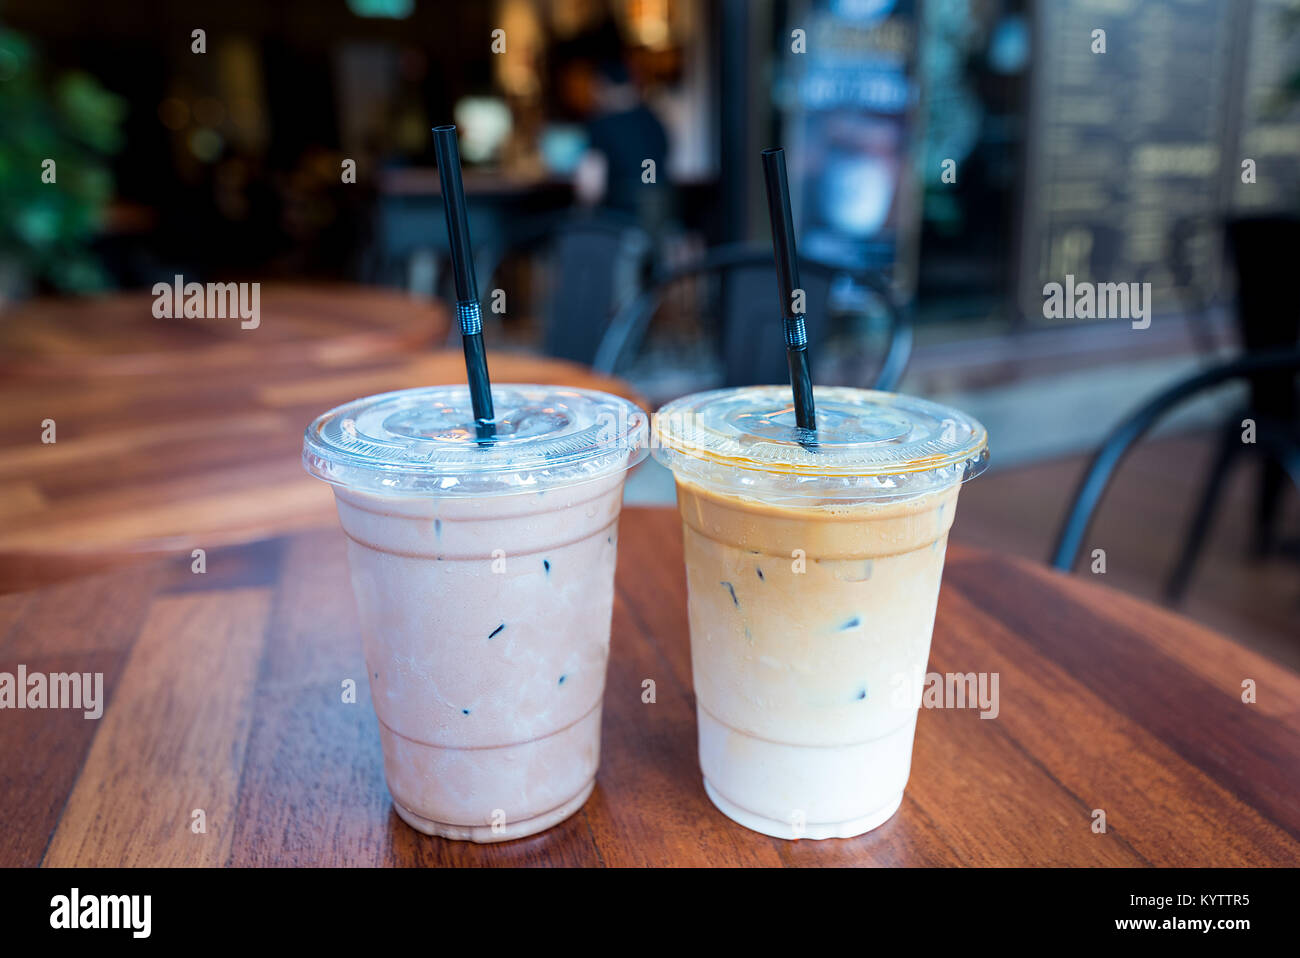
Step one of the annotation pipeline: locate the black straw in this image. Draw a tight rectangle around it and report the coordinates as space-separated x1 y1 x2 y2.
432 125 495 440
760 147 815 432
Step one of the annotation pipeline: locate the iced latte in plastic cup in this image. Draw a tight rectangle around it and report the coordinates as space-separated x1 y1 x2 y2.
652 386 988 840
304 384 647 842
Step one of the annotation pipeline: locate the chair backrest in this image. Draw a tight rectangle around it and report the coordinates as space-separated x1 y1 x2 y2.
1050 349 1300 571
1227 215 1300 352
1226 215 1300 420
477 211 652 366
593 242 910 391
718 255 834 387
542 217 651 365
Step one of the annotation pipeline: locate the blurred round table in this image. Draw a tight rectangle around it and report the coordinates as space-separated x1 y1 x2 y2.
0 283 445 374
0 285 643 590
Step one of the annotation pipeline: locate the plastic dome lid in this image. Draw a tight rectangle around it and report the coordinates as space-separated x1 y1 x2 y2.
651 386 988 500
304 384 648 497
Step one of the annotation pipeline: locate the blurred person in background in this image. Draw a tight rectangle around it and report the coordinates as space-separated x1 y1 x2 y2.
571 57 671 235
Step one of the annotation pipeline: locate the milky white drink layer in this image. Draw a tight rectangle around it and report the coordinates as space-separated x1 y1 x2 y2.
304 384 647 842
676 477 958 839
652 386 987 840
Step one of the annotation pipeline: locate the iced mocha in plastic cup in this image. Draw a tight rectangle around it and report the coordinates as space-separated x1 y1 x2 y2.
304 385 647 842
652 386 988 840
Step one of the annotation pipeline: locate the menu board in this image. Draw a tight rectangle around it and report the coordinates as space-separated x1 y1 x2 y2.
1017 0 1299 324
1231 0 1300 211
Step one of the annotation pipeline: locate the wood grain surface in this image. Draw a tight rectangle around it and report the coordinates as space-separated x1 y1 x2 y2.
3 508 1296 867
0 284 444 374
0 287 644 591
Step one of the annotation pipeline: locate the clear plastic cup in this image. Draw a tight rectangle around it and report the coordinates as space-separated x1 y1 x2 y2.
304 384 648 842
652 386 988 840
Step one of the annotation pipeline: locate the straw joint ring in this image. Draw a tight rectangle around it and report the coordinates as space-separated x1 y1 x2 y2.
783 315 807 348
456 301 483 336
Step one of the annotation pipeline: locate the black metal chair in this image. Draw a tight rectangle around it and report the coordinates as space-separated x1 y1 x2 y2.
1226 215 1300 556
1050 349 1300 598
471 210 653 365
591 242 911 391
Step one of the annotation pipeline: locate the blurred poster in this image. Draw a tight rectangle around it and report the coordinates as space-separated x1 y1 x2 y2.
1016 0 1298 325
776 0 923 298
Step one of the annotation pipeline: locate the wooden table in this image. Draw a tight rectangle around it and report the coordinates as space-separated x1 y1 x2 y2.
0 283 445 374
4 508 1296 867
0 286 643 591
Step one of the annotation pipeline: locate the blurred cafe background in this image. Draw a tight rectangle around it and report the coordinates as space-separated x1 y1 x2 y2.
1 0 1298 666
